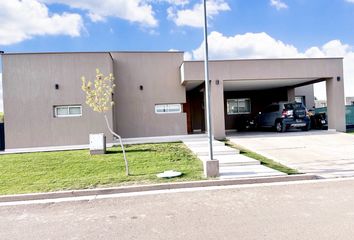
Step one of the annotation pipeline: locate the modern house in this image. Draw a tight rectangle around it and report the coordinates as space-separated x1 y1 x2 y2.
316 97 354 107
346 97 354 106
1 52 346 149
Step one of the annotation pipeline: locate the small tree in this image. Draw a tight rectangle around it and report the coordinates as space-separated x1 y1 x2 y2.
81 69 129 176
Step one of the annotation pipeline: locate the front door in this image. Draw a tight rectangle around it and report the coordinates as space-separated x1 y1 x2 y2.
186 89 205 134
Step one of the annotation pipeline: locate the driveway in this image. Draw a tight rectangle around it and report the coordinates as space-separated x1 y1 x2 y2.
228 130 354 178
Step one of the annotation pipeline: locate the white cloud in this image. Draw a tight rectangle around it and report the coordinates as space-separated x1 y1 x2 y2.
190 31 354 99
0 0 83 45
184 51 193 60
270 0 288 10
167 0 230 28
192 31 299 59
346 0 354 3
306 40 354 99
41 0 158 27
150 0 189 5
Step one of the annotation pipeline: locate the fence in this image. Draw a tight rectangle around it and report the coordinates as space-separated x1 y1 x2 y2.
315 105 354 127
347 105 354 127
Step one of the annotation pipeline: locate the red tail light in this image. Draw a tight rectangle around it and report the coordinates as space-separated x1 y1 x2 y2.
282 110 287 118
282 109 294 118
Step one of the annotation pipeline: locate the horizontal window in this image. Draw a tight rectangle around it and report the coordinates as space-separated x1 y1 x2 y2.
54 105 82 118
227 98 251 115
155 104 182 114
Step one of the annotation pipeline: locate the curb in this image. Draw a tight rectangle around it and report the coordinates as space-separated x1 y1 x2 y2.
0 174 318 203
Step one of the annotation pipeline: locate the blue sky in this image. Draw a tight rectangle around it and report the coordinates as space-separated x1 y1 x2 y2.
1 0 354 111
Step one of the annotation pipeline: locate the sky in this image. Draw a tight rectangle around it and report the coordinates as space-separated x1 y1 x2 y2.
1 0 354 111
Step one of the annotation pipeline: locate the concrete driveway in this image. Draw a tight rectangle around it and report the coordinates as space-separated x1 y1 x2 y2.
228 130 354 178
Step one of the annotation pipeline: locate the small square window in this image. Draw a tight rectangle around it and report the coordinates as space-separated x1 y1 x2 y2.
56 107 68 116
69 106 82 115
155 104 182 114
227 98 251 115
54 105 82 117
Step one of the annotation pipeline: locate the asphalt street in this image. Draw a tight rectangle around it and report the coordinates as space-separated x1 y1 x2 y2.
1 178 354 240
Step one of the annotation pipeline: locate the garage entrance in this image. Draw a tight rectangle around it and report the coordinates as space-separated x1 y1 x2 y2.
181 58 346 139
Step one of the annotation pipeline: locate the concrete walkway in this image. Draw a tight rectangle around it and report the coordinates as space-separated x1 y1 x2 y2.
228 130 354 178
182 137 286 179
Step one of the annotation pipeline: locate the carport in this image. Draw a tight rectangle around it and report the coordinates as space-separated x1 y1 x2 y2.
181 58 346 139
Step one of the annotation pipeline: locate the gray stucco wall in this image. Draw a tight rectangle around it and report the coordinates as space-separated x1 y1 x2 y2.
110 52 187 138
2 53 114 149
295 85 315 109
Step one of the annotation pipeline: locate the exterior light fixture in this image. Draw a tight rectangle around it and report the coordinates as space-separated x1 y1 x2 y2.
215 80 220 85
337 76 341 82
55 84 59 90
139 85 143 90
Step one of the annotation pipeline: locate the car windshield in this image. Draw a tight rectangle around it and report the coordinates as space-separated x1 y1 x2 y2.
284 103 303 110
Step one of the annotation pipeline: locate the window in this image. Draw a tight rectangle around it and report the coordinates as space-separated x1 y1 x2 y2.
54 105 82 117
295 96 306 105
227 99 251 115
263 104 279 113
155 104 182 114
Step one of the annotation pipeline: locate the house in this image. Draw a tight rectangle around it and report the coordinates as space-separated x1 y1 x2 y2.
346 97 354 106
315 99 328 108
1 52 346 149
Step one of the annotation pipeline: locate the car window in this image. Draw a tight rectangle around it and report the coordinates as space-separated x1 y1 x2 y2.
285 103 303 110
263 104 279 113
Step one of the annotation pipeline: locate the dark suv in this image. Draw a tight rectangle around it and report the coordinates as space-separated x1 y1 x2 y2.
258 102 311 132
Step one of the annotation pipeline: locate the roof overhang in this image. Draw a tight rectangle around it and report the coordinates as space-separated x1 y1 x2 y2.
180 58 343 91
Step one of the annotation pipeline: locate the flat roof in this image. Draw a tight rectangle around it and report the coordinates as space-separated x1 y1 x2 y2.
183 57 343 62
1 50 185 56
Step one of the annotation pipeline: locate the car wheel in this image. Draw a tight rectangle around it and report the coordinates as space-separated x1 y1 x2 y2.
275 121 285 132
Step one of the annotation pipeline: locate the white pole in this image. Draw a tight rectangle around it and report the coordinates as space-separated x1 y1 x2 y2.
203 0 213 160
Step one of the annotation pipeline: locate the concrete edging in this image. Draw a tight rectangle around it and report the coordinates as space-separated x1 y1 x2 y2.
0 174 318 203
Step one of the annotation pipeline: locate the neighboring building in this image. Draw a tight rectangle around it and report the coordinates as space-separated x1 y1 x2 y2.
315 100 328 108
1 52 346 149
346 97 354 106
316 97 354 108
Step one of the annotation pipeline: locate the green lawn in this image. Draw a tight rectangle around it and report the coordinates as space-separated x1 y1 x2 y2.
225 141 299 175
0 143 203 195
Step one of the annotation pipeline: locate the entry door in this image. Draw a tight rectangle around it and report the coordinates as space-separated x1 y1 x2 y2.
186 90 205 133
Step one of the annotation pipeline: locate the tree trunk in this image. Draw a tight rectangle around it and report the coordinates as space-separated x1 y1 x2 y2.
104 114 129 176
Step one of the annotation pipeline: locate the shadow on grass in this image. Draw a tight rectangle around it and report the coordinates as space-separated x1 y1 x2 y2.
106 149 156 154
127 172 186 178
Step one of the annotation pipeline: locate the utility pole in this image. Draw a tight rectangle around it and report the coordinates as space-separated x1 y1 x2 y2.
202 0 219 177
203 0 213 161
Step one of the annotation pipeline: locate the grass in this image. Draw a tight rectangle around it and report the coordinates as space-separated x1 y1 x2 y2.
224 140 299 175
0 142 203 195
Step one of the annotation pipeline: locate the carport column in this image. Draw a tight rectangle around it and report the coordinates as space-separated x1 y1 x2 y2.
211 79 226 140
326 76 346 132
287 88 295 102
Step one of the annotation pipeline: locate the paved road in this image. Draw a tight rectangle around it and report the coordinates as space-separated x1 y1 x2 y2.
229 130 354 178
1 179 354 240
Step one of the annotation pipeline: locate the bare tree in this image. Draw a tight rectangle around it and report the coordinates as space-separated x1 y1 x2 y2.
81 69 129 176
